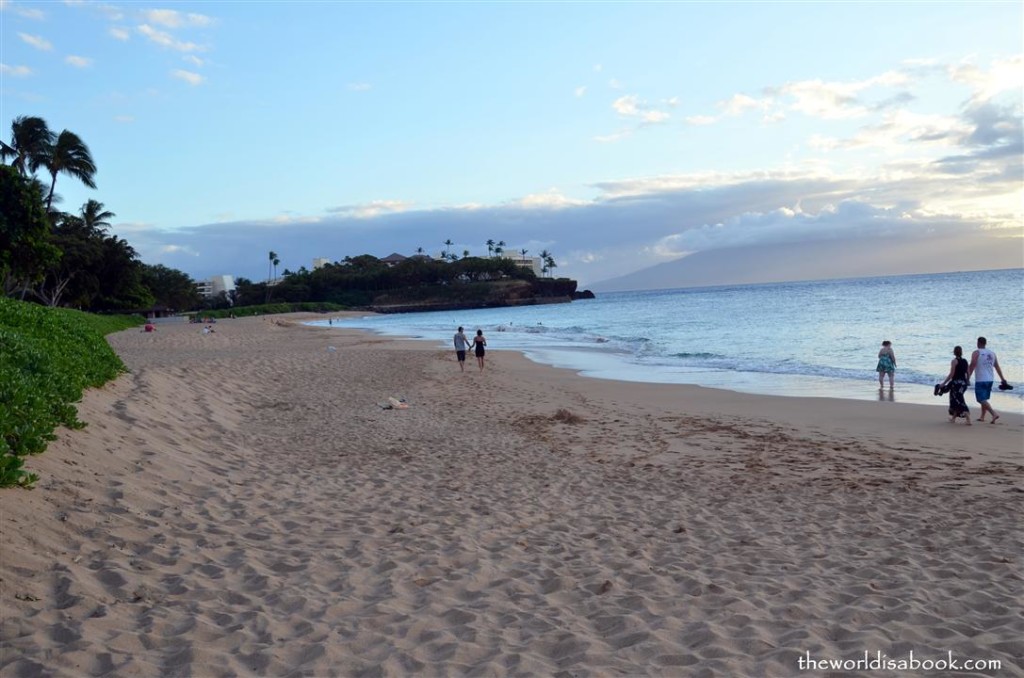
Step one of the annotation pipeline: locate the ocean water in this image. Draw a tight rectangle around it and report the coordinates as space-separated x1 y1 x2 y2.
314 269 1024 412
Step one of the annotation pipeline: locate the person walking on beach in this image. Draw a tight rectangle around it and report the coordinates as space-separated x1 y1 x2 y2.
453 326 470 372
473 329 487 372
967 336 1008 424
876 340 896 389
939 345 971 425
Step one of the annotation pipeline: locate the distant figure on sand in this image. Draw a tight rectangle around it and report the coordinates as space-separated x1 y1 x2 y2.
473 329 487 371
940 345 971 425
967 336 1007 424
142 321 156 333
876 340 896 389
453 326 470 372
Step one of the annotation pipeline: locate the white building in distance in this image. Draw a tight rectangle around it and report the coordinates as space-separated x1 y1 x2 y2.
196 275 236 299
503 254 544 277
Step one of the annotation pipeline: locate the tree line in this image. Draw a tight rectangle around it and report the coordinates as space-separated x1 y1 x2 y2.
1 116 201 312
1 114 570 314
232 252 571 310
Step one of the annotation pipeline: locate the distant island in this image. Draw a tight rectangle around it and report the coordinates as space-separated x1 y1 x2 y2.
229 253 594 313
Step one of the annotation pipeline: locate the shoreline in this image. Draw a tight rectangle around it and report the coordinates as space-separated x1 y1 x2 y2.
2 314 1021 675
316 317 1024 414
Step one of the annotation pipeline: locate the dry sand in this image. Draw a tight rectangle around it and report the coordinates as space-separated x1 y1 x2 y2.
2 314 1022 677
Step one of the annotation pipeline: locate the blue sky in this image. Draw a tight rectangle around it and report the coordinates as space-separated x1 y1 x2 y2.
2 1 1021 286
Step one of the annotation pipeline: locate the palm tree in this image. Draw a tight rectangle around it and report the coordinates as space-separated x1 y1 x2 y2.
1 116 54 176
544 253 557 277
272 254 280 282
520 248 528 258
462 249 470 259
44 129 97 211
268 250 277 283
444 239 453 257
80 199 114 232
486 239 495 257
496 240 506 258
539 249 551 277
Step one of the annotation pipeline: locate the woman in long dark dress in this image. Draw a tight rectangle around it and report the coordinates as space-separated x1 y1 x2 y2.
939 345 971 425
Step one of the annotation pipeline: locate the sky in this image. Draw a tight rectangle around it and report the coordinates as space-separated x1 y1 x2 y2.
1 0 1022 287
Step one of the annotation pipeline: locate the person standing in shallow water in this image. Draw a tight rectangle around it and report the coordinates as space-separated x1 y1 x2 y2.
876 340 896 389
939 345 971 425
453 326 470 372
473 329 487 372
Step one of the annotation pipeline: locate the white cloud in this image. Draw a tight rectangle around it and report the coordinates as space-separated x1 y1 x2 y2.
949 55 1024 102
574 86 587 98
171 69 204 85
593 63 603 72
114 115 135 123
133 153 1022 286
97 3 123 21
325 200 412 218
18 32 52 51
722 93 770 117
348 82 371 91
160 244 199 256
507 189 586 209
612 95 639 116
109 26 130 41
594 128 633 143
813 109 968 153
685 115 717 126
777 79 871 119
0 63 32 77
140 9 213 28
608 78 623 89
1 0 44 19
65 55 93 68
183 55 204 67
612 94 671 124
138 24 203 52
271 213 322 225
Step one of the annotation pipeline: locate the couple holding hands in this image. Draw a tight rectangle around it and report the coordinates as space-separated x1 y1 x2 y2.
454 327 487 372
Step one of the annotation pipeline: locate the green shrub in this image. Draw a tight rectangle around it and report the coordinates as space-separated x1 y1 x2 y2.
0 298 141 488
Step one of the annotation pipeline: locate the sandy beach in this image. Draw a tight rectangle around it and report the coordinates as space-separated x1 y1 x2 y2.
2 314 1022 677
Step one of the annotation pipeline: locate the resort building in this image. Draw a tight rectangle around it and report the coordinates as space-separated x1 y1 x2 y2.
502 254 544 277
196 275 237 299
312 258 330 270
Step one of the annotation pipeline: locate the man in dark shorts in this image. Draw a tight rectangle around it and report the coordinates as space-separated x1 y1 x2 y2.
453 326 470 372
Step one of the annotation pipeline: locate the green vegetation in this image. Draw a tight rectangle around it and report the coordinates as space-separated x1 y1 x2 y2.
200 301 347 318
230 254 576 311
0 297 140 488
2 115 197 313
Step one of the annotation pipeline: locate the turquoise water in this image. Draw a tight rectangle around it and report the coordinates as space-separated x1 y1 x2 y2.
316 269 1024 411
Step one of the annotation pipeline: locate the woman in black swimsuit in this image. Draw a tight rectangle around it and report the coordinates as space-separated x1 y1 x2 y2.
473 329 487 372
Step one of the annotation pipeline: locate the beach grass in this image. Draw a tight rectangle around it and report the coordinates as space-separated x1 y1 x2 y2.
0 298 141 487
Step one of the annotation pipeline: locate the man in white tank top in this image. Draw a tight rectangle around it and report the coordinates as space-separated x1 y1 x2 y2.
967 336 1008 424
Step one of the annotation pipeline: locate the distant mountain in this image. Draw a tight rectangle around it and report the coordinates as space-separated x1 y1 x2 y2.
589 235 1022 292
